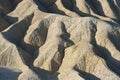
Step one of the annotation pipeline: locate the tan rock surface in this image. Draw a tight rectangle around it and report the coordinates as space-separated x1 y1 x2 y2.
0 0 120 80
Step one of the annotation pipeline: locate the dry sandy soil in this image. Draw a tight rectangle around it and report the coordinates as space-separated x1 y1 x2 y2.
0 0 120 80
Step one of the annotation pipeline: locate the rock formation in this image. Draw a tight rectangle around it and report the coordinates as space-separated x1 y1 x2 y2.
0 0 120 80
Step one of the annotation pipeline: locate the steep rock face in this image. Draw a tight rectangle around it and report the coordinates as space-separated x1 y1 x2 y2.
0 0 22 14
0 0 120 80
0 67 21 80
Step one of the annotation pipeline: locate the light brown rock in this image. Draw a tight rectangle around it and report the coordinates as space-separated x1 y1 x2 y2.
0 0 120 80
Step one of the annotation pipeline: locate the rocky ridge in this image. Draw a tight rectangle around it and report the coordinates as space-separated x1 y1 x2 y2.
0 0 120 80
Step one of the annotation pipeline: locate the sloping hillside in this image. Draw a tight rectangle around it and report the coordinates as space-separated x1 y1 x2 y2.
0 0 120 80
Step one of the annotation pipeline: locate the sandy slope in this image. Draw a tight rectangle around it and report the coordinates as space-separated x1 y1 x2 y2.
0 0 120 80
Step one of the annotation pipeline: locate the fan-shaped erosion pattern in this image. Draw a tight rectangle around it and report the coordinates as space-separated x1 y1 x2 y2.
0 0 120 80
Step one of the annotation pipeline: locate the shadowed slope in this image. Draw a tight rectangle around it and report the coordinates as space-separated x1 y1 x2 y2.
0 0 120 80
